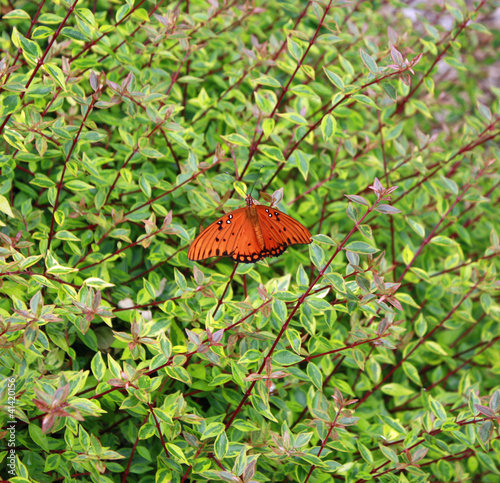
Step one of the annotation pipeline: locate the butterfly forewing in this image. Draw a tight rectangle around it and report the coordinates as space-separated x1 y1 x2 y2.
256 205 312 249
187 207 248 261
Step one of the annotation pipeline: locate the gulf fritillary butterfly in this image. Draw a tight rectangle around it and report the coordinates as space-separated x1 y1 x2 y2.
188 194 312 263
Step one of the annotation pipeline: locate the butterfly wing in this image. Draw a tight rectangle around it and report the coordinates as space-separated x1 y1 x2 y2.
188 207 258 261
256 205 312 258
188 202 312 263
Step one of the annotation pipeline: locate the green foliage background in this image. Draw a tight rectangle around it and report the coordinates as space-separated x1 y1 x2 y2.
0 0 499 482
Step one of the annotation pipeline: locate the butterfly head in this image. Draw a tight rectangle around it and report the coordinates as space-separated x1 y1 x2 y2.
245 194 258 207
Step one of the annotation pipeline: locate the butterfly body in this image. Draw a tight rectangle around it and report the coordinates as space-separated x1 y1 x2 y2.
188 195 312 263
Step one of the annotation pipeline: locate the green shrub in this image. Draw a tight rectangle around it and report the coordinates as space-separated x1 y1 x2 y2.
1 0 499 482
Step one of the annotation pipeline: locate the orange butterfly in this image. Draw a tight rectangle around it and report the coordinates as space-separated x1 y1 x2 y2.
188 194 312 263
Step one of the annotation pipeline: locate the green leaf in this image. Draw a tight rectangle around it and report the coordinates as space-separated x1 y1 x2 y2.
320 114 337 141
273 299 287 320
239 349 262 364
174 268 187 291
381 82 397 102
30 173 56 188
296 150 310 180
38 13 64 24
61 27 87 41
309 243 325 268
352 94 379 110
312 234 337 246
380 415 407 434
430 236 459 247
4 128 28 152
55 231 81 242
325 272 345 293
201 422 225 440
446 4 464 22
2 95 21 115
214 431 228 460
429 396 447 421
344 241 378 254
32 26 54 39
259 145 285 162
139 175 151 198
415 313 427 337
221 133 250 146
273 350 303 366
323 68 344 90
469 23 491 34
166 443 190 465
209 374 232 386
316 34 341 44
395 293 420 308
352 348 365 370
380 383 415 397
3 9 31 19
287 37 303 61
357 441 374 466
402 362 422 386
16 28 42 57
254 75 282 88
286 328 302 355
46 265 79 275
19 255 43 269
407 218 425 238
360 48 378 74
290 84 321 101
91 352 106 381
262 118 275 138
277 112 308 125
410 267 431 283
165 366 192 385
366 359 381 383
83 278 115 288
307 362 323 390
44 64 66 90
300 64 315 80
339 55 354 76
425 341 448 356
232 419 260 432
345 194 370 206
177 76 204 84
379 444 399 463
374 204 401 214
141 147 164 158
55 210 64 227
29 423 49 452
66 180 95 191
411 99 433 117
233 181 247 198
0 194 14 218
477 452 500 474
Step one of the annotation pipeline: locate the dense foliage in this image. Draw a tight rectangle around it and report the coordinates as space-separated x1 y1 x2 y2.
1 0 499 482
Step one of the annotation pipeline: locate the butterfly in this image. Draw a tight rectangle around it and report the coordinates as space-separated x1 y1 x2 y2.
188 194 312 263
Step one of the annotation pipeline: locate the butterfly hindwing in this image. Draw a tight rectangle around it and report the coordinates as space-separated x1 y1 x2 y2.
226 217 263 263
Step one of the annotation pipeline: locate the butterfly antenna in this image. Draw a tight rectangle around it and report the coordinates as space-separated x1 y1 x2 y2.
248 165 264 197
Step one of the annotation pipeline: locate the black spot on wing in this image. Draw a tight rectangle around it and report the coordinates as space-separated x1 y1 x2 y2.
259 245 288 259
231 253 262 264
